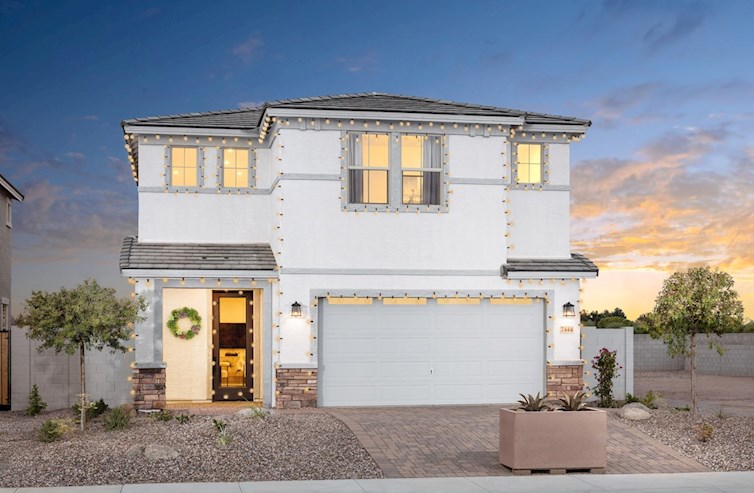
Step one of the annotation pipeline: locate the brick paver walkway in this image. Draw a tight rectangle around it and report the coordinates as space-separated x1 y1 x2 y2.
329 406 710 477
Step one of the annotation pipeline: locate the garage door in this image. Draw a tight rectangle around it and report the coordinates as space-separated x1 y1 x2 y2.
319 298 545 406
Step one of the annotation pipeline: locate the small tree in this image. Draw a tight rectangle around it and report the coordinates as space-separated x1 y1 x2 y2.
652 267 743 417
17 279 145 431
591 348 621 407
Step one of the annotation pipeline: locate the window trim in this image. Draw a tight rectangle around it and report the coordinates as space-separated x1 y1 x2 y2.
217 147 256 191
511 142 549 189
341 131 449 213
164 146 205 191
5 198 10 228
0 299 8 330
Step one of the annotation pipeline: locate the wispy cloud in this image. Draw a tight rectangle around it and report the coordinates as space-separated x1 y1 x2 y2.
334 51 379 73
81 114 99 121
571 124 754 276
232 34 263 63
642 7 707 51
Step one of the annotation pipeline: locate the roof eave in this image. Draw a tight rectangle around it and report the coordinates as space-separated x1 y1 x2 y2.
0 174 24 201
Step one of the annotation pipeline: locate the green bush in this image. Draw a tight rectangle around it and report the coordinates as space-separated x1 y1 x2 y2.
626 391 658 409
26 384 47 416
176 413 191 424
150 409 174 422
597 316 633 328
73 398 109 421
591 348 621 407
38 418 72 443
104 405 131 430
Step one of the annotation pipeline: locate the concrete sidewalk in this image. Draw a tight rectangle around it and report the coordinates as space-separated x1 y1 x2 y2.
5 472 754 493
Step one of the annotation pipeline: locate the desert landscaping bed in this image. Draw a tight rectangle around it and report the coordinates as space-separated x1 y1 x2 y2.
0 409 383 488
616 410 754 471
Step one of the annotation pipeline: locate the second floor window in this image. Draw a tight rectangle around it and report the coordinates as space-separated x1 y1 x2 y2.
5 198 10 228
170 147 198 187
222 148 250 188
347 132 444 209
348 133 389 204
515 144 543 184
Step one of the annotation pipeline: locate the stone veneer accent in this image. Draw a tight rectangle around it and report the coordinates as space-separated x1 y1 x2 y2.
276 368 317 409
132 367 166 410
546 364 584 397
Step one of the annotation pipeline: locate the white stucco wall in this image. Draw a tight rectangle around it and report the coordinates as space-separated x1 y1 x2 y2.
507 190 570 259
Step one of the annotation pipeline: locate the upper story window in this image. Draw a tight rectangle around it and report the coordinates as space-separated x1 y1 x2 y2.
0 300 7 330
170 147 199 187
348 133 389 204
221 148 252 189
5 198 11 228
346 132 446 211
401 135 441 205
514 144 543 184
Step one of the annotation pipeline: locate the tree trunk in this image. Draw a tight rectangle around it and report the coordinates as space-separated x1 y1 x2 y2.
690 331 697 419
79 344 86 432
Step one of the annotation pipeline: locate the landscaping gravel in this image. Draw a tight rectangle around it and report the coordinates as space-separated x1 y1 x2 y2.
0 409 384 487
617 409 754 471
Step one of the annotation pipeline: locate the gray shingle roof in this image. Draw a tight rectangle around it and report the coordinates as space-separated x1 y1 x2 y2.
122 93 591 129
501 253 598 277
119 236 277 271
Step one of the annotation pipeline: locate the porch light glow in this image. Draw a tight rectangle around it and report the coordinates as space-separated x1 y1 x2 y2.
290 302 302 318
562 302 576 318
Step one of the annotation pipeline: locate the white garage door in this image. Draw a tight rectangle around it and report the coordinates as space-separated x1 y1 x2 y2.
319 298 545 406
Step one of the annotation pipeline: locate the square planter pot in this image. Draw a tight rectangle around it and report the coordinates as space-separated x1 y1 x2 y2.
499 407 607 472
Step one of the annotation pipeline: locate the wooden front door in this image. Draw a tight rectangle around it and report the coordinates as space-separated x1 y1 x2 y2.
212 291 254 401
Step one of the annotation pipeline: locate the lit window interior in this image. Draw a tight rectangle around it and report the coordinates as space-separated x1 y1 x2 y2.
223 148 249 188
516 144 542 184
171 147 198 187
218 297 246 387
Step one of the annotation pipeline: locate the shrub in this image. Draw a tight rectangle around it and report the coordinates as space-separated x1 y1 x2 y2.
559 391 588 411
26 384 47 416
176 413 191 424
596 316 633 328
212 418 228 432
696 422 714 442
591 348 621 407
151 409 174 422
73 398 108 421
246 407 268 419
38 418 72 443
516 393 550 411
217 428 232 447
104 405 131 430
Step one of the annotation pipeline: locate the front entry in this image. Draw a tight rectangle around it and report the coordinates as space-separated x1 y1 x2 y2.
212 291 254 401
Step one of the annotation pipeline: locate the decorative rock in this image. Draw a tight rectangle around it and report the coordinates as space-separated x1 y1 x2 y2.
144 444 179 460
126 444 144 458
623 402 652 413
621 406 652 421
236 407 266 417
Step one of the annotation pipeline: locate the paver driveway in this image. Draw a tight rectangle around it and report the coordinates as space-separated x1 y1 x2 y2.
329 406 709 478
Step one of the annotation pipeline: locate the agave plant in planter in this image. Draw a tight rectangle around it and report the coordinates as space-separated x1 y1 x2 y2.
499 390 607 473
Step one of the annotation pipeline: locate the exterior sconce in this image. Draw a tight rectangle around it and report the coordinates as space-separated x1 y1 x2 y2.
562 302 576 318
290 302 302 318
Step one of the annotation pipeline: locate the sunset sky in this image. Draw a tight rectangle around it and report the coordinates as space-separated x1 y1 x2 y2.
1 0 752 320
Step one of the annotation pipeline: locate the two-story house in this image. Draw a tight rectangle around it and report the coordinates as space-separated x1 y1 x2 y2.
1 174 24 410
119 93 597 410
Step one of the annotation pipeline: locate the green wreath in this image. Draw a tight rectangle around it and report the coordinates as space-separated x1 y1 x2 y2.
167 307 202 340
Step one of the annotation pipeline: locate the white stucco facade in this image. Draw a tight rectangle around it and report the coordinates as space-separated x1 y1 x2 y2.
121 99 594 407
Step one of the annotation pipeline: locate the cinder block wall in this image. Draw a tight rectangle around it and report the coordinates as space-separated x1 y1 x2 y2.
634 333 754 377
10 326 133 411
581 327 634 400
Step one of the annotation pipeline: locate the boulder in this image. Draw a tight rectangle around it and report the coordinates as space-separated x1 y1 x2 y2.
144 444 180 460
622 402 652 413
126 444 145 458
621 406 652 421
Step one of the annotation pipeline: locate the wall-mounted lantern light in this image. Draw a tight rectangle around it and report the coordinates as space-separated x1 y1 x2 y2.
562 302 576 318
290 301 302 318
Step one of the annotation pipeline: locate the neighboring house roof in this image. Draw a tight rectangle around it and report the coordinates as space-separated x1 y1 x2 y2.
0 174 24 201
119 236 277 271
501 253 599 277
122 93 591 130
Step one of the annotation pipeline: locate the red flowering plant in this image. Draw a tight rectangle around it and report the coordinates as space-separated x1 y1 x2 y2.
591 348 623 407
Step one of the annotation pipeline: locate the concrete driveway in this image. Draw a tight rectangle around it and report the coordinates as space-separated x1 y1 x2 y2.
328 405 708 478
635 371 754 416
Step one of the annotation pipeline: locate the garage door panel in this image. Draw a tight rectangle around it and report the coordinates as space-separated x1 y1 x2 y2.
320 298 544 406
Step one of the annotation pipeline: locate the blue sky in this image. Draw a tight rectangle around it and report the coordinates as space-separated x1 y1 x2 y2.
2 0 753 318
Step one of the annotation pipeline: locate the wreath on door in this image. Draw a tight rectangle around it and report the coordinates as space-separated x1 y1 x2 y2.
167 307 202 340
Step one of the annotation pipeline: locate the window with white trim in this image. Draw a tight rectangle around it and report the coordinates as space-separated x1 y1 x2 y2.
346 132 445 209
220 148 252 189
4 198 10 228
0 301 8 330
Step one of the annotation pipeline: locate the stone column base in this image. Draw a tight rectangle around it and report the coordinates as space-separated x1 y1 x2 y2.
546 364 584 398
132 367 166 410
276 368 317 409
